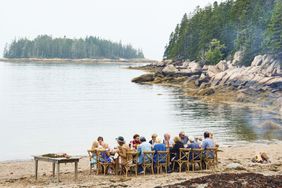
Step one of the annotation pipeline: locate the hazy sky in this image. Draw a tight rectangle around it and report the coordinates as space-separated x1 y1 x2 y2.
0 0 221 60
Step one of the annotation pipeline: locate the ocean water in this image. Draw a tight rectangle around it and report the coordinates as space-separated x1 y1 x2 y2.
0 61 281 161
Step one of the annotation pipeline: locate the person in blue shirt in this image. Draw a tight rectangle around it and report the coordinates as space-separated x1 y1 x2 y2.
187 136 200 161
153 137 166 163
137 136 152 174
201 131 215 158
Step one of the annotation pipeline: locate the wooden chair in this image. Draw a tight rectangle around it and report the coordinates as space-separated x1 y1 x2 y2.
96 149 115 175
123 151 138 177
87 149 97 174
172 148 191 172
190 148 203 171
204 147 218 170
142 151 155 175
156 150 169 174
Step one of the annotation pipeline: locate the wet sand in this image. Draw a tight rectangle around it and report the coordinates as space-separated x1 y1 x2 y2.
0 142 281 188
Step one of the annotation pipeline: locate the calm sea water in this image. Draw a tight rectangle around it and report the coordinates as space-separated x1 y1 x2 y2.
0 61 281 161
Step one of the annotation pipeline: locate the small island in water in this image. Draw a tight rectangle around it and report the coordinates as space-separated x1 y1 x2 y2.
1 35 155 63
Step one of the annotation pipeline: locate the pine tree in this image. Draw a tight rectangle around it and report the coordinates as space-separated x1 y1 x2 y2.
204 39 226 65
266 0 282 54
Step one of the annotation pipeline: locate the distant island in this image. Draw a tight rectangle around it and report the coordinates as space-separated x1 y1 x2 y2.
3 35 144 59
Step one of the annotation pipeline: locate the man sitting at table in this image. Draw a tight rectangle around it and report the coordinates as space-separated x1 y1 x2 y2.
163 133 174 148
179 131 189 145
116 136 131 166
187 136 200 161
153 137 166 163
137 136 152 174
130 134 141 149
202 131 215 158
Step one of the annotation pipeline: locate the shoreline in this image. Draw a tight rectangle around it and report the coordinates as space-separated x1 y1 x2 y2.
0 58 158 64
1 139 280 163
130 56 282 117
0 142 281 187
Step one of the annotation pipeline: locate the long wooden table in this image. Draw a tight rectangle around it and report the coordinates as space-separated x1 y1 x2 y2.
34 155 80 182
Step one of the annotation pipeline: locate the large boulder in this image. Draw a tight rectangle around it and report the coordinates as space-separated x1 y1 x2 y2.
264 77 282 89
216 60 228 72
188 61 202 73
207 65 221 77
181 61 191 68
132 74 155 83
250 54 282 76
211 72 228 86
162 64 178 74
251 55 264 66
232 51 244 66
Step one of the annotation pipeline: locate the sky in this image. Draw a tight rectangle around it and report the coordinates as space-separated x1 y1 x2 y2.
0 0 222 60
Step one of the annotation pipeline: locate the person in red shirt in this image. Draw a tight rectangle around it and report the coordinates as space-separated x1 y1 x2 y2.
130 134 141 149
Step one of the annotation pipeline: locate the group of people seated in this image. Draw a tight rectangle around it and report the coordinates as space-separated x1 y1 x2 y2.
89 131 217 174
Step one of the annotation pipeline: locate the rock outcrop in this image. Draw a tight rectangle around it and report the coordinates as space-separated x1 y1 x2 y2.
132 74 155 83
131 54 282 115
208 54 282 91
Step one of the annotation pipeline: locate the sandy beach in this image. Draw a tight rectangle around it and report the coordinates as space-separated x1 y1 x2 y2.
0 142 281 188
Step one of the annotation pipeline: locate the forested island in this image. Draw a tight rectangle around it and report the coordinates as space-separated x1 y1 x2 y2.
164 0 282 65
3 35 144 59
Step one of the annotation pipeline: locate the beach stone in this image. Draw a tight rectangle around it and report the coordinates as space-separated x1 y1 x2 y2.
131 74 155 83
226 163 246 171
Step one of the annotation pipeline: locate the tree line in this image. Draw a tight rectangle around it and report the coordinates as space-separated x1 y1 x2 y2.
164 0 282 65
4 35 144 59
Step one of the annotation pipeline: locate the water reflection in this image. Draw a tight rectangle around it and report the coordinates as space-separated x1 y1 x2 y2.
169 90 282 144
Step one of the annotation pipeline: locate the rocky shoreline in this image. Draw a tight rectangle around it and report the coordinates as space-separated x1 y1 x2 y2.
131 53 282 117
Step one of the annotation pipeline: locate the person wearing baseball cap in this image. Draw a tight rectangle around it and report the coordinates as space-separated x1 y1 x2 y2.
116 136 130 165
